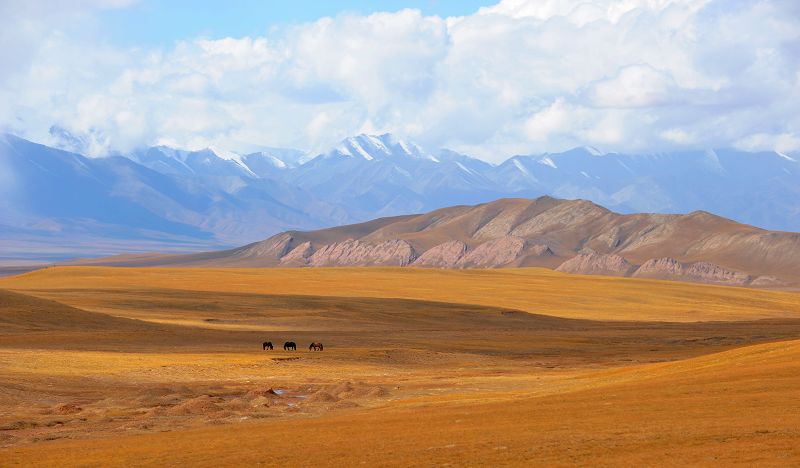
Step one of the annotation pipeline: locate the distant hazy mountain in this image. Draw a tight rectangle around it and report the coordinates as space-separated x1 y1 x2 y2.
487 147 800 232
2 131 799 262
0 134 328 262
287 134 506 219
66 197 800 288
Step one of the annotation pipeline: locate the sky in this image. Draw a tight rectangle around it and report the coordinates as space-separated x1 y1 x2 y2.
100 1 494 46
1 0 799 161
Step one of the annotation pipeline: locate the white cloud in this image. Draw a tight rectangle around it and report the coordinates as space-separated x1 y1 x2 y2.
660 128 695 144
1 0 799 161
587 65 678 108
735 132 800 154
0 0 137 81
524 99 577 142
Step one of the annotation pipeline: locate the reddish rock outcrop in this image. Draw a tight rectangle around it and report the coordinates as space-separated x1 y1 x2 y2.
685 261 752 285
633 257 751 285
458 236 526 268
555 253 634 276
632 257 683 278
412 240 467 268
750 275 786 287
232 232 294 262
527 244 554 257
308 239 417 267
279 241 313 266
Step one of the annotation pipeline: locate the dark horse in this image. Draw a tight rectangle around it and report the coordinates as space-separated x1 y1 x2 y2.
262 341 273 350
283 341 297 351
309 342 323 351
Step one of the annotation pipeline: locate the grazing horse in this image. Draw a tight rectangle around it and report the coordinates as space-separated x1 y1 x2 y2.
262 341 273 350
283 341 297 351
309 342 324 351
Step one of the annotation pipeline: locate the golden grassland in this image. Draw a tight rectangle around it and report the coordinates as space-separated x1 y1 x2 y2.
3 266 800 321
3 267 800 465
6 339 800 466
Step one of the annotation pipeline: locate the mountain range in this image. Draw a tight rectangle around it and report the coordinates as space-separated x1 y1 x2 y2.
64 196 800 288
1 131 798 263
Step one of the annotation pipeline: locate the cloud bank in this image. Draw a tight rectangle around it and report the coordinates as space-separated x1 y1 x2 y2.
2 0 798 161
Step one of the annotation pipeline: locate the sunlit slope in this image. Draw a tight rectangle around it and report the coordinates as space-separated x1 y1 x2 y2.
3 266 800 321
0 289 153 332
7 338 800 466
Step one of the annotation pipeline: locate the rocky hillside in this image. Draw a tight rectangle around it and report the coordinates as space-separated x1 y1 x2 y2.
6 132 800 264
66 196 800 287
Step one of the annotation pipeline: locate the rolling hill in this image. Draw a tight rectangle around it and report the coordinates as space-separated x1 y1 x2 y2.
64 196 800 287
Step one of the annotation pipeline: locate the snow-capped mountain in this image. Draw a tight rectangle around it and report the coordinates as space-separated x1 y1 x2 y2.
129 146 254 179
288 134 503 219
0 134 333 262
315 133 439 162
129 145 308 180
487 147 800 230
2 130 799 262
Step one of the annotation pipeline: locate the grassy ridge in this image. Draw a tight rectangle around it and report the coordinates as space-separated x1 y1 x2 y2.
3 266 800 321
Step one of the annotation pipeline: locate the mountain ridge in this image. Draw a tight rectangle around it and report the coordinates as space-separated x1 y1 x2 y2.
2 131 799 262
62 196 800 288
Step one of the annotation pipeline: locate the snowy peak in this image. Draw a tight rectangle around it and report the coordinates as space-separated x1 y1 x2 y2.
129 143 307 179
126 146 194 176
536 156 558 169
245 151 287 169
205 146 257 177
323 133 439 162
555 146 605 157
582 145 603 156
206 145 241 162
128 145 255 178
243 147 306 169
436 149 494 173
206 146 258 177
149 145 188 161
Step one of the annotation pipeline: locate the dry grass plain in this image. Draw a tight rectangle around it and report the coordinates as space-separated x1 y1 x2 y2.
4 266 800 321
2 266 800 466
